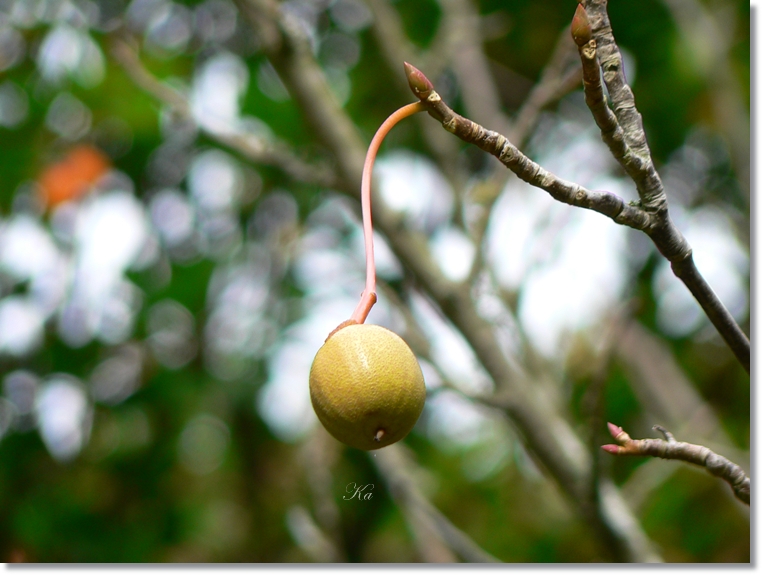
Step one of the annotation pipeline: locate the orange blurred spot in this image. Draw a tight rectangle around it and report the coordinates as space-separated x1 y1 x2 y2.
39 145 111 208
8 548 27 562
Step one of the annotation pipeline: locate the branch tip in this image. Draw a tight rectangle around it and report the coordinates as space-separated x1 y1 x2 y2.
404 62 434 99
607 422 623 439
571 4 592 46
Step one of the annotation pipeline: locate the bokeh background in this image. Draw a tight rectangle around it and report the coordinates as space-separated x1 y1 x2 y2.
0 0 750 563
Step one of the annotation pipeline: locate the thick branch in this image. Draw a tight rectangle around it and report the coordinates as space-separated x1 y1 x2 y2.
582 1 651 163
573 17 645 182
577 1 750 372
577 2 677 241
604 423 750 506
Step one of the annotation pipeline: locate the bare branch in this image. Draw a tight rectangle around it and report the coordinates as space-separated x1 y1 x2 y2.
670 255 750 370
612 320 750 513
404 63 651 231
580 0 750 371
373 444 500 563
574 8 645 181
511 26 581 146
108 34 337 189
603 423 750 506
405 59 750 373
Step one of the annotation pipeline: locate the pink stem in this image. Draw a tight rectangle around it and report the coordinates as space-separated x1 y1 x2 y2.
350 101 426 324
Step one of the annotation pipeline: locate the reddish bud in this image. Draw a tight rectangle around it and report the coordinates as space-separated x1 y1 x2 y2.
571 4 592 46
601 444 620 454
607 422 622 438
404 62 434 98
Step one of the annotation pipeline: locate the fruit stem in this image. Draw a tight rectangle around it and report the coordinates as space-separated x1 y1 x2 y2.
350 100 426 324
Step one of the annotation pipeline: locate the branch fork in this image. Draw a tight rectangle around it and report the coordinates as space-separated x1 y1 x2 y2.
401 7 749 373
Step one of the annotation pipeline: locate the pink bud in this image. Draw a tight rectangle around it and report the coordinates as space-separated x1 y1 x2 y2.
607 422 622 438
571 4 592 46
601 444 620 454
404 62 434 97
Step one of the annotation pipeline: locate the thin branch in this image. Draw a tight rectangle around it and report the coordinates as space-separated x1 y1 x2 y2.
670 255 750 370
510 26 581 146
580 0 750 371
108 35 337 189
603 423 750 506
437 0 512 138
404 62 651 231
373 444 500 563
404 61 750 373
365 0 462 178
612 320 750 513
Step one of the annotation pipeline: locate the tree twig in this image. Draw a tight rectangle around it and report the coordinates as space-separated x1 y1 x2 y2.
365 0 462 180
603 423 750 506
109 33 338 190
404 58 750 373
373 444 500 563
405 62 651 230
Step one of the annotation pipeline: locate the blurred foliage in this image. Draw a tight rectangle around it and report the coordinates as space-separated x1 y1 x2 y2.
0 0 750 563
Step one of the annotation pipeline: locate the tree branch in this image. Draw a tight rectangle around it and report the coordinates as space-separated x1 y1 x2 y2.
404 59 750 373
404 62 651 230
579 0 749 371
511 26 581 146
108 34 337 189
373 444 500 563
603 423 750 506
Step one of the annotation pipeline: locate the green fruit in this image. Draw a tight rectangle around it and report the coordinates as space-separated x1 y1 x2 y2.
309 323 426 450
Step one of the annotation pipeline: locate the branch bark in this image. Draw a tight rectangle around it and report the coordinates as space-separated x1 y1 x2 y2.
579 0 749 371
603 423 750 506
403 56 750 374
232 0 660 561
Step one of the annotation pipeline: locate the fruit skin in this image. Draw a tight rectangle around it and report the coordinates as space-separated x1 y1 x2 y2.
309 323 426 451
